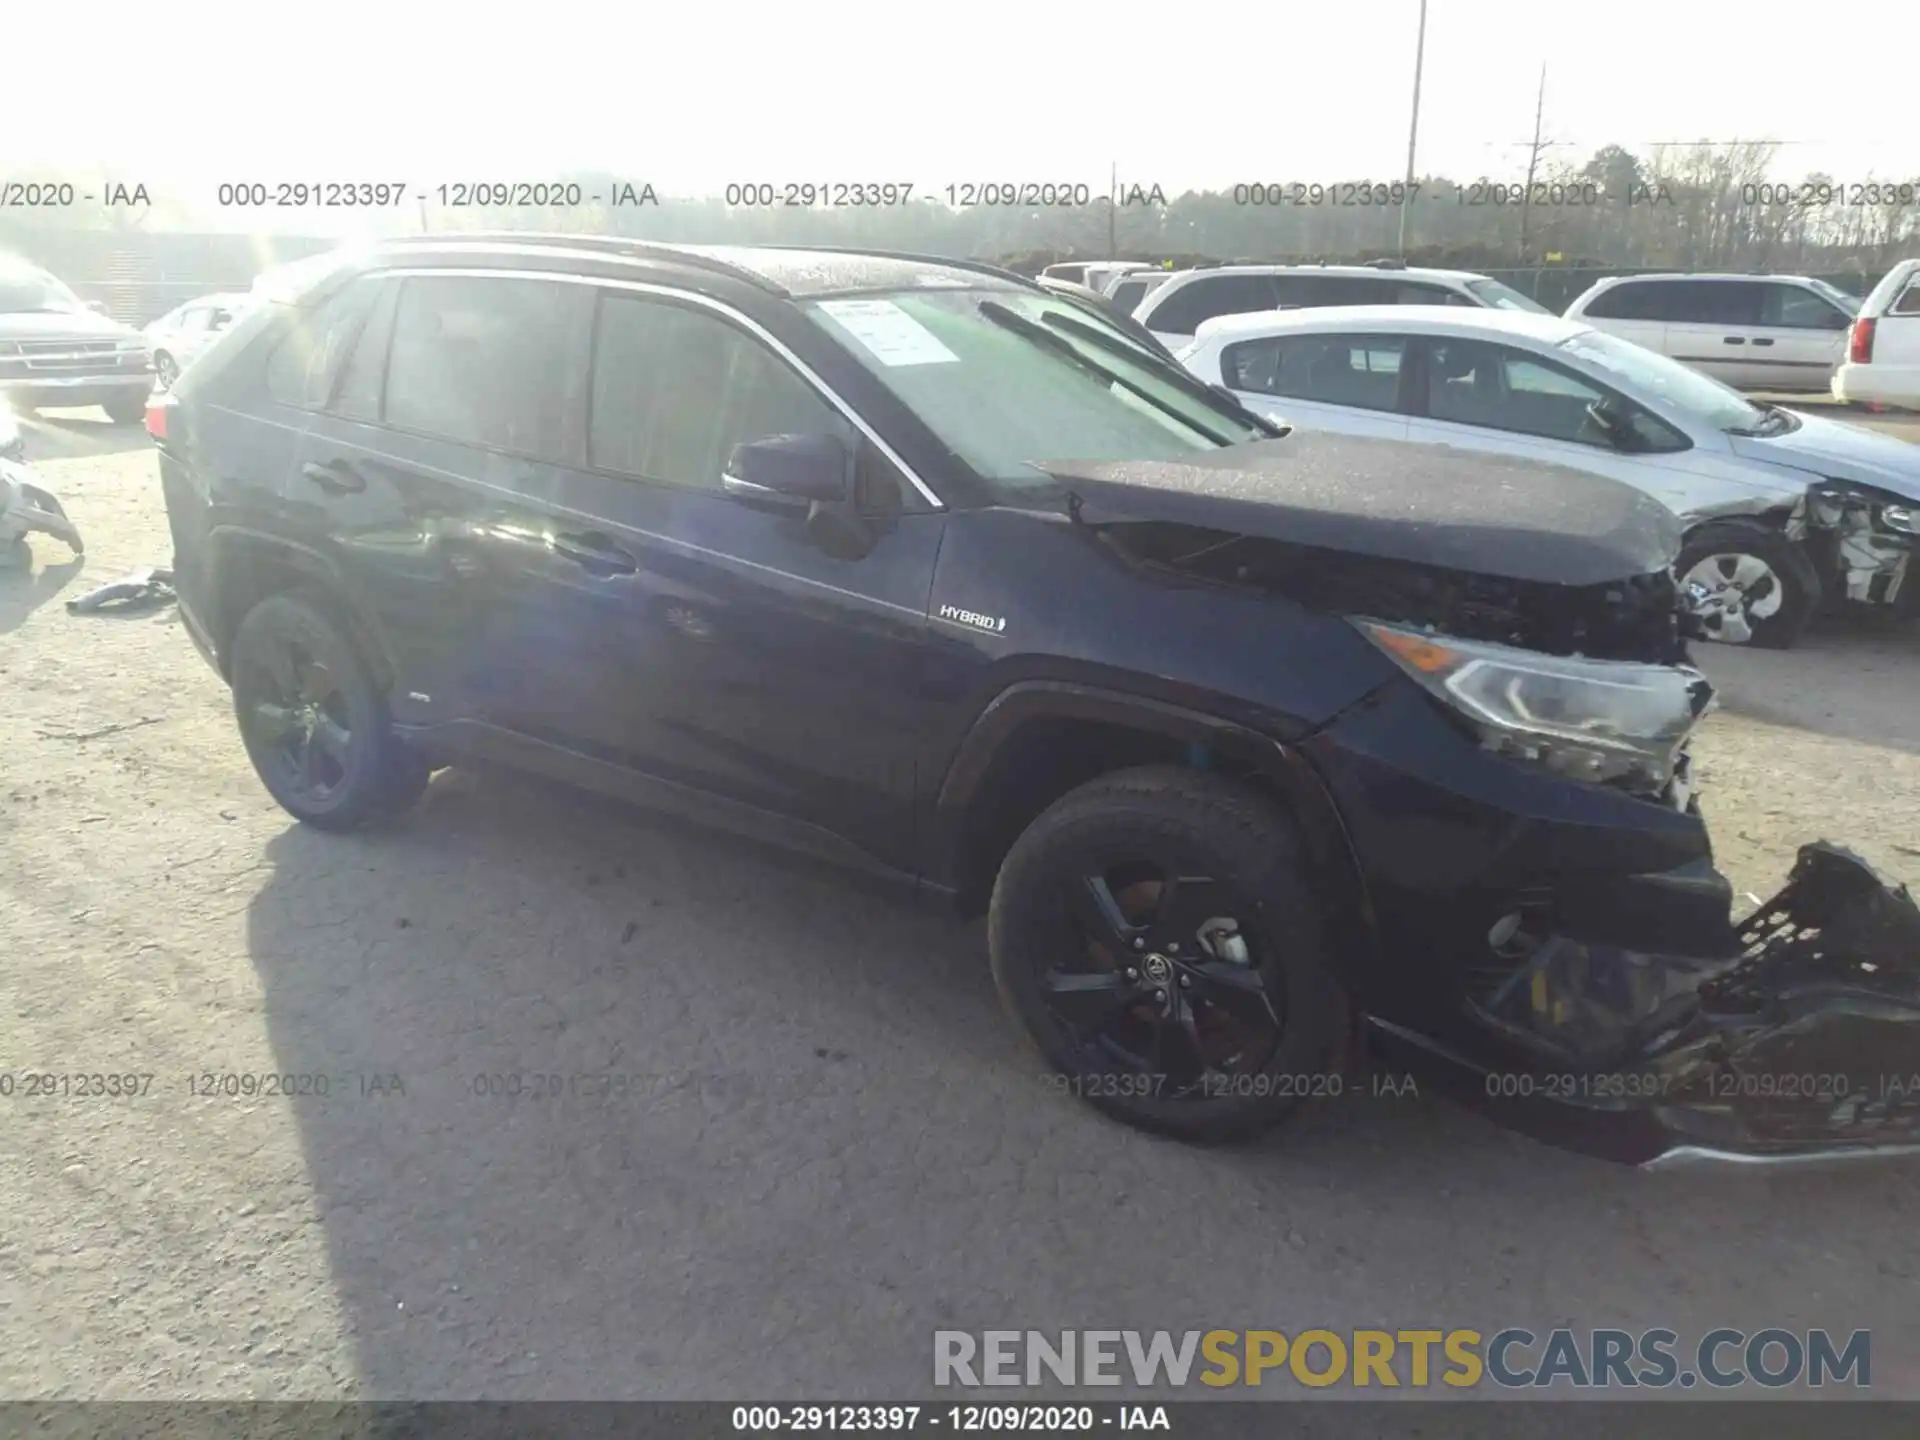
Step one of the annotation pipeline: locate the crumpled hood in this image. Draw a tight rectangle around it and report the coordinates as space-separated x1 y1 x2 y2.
0 308 139 343
1730 411 1920 503
1037 432 1683 587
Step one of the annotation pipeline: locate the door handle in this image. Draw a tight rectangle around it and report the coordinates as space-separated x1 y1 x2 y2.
300 459 366 494
1721 336 1747 345
553 531 637 576
1751 337 1775 347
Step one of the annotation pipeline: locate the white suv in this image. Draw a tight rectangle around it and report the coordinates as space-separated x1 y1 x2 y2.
1564 273 1861 393
1133 263 1550 349
1833 259 1920 410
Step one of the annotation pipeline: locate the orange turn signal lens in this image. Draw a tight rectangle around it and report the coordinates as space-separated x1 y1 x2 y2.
1363 624 1461 675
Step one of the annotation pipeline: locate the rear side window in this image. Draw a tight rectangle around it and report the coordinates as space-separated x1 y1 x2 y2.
1662 281 1763 326
1760 283 1850 330
383 275 571 459
264 279 380 409
1147 274 1280 334
1221 334 1407 412
1579 281 1668 321
589 293 852 491
1893 280 1920 317
330 280 400 423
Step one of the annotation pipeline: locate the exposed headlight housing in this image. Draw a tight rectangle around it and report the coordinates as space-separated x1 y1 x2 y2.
1355 619 1714 796
1813 482 1918 538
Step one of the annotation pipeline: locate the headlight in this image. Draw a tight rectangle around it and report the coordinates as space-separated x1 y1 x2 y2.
1814 482 1918 538
1355 619 1714 794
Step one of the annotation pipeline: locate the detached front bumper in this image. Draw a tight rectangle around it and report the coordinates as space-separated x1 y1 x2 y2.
1371 844 1920 1168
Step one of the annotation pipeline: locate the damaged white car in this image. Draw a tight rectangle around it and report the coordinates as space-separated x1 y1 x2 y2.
1180 307 1919 648
0 453 82 569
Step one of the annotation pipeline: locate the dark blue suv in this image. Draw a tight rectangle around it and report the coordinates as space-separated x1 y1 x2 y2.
152 236 1920 1167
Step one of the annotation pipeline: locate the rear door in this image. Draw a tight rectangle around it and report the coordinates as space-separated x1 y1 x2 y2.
292 269 600 742
1661 280 1766 387
1216 331 1411 439
1751 281 1854 391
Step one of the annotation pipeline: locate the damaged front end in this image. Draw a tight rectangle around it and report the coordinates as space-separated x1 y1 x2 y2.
1466 844 1920 1167
1805 483 1917 614
0 459 84 567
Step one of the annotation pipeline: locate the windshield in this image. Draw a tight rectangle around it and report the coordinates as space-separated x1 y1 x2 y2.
0 266 86 315
806 287 1271 498
1464 278 1553 314
1560 327 1767 433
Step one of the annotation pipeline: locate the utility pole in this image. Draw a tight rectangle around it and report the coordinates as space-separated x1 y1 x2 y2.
1108 160 1118 256
1397 0 1429 258
1519 63 1548 260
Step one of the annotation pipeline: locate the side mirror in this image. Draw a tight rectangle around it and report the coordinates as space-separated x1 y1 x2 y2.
85 300 109 315
722 433 851 506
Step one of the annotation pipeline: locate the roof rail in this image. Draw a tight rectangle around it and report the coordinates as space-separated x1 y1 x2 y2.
371 231 788 293
748 243 1045 291
1367 258 1408 269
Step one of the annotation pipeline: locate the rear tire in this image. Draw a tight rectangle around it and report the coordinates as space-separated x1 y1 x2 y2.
1677 519 1820 649
228 590 430 831
988 765 1351 1144
103 392 148 426
154 352 180 391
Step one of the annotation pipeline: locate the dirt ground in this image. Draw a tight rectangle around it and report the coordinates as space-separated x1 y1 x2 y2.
2 410 1918 1402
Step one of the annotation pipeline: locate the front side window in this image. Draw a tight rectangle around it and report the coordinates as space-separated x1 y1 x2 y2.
1423 338 1619 446
1761 284 1850 330
1147 275 1279 334
383 276 570 459
807 287 1269 500
1221 334 1406 412
590 294 851 491
331 280 400 423
1108 277 1153 313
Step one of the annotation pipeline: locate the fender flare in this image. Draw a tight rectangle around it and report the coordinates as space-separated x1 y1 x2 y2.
929 680 1378 973
203 526 397 687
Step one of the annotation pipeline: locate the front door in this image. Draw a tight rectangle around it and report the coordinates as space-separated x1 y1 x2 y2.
1752 282 1853 392
541 287 946 865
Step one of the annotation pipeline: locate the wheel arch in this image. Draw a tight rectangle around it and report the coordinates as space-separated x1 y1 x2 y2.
203 527 397 690
929 681 1378 978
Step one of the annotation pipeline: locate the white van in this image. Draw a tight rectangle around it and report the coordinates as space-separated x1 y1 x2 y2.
1563 273 1860 392
1832 259 1920 409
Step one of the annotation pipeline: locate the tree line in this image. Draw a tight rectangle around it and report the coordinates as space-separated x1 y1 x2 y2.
6 142 1916 285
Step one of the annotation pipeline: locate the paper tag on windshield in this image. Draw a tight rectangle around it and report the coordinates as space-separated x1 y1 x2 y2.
818 299 958 367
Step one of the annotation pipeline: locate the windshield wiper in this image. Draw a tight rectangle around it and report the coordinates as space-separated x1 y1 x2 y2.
975 300 1238 447
1038 309 1287 439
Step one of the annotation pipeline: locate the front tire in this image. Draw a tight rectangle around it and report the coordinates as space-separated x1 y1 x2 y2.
988 765 1351 1144
1677 519 1820 649
103 391 148 426
228 591 430 831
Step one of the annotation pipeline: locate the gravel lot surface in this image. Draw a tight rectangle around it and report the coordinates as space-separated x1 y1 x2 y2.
3 408 1918 1402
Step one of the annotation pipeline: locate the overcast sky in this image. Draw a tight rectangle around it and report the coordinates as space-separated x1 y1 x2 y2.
11 0 1915 222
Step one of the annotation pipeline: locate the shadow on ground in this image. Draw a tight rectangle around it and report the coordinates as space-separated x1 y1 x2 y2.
239 764 1920 1400
1699 615 1920 755
20 409 155 461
